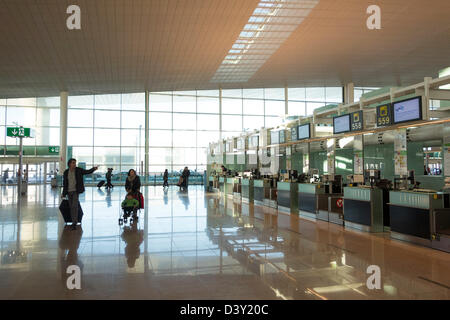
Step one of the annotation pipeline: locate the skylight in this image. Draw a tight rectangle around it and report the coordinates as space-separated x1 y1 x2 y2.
211 0 319 83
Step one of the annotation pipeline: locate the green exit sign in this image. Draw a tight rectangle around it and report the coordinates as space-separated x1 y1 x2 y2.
6 127 34 138
49 146 60 154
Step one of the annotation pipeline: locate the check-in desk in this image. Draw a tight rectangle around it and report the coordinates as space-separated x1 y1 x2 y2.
263 180 278 209
277 181 298 214
432 208 450 253
389 190 445 247
298 183 324 221
208 175 219 193
254 179 270 207
225 178 234 198
232 177 241 201
343 187 383 232
241 179 254 204
316 193 344 224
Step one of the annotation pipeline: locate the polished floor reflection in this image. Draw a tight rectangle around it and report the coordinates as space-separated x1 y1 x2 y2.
0 185 449 299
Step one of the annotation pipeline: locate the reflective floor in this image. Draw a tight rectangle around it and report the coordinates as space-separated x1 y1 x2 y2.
0 185 449 300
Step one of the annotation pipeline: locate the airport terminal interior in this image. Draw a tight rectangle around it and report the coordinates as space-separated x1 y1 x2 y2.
0 0 450 300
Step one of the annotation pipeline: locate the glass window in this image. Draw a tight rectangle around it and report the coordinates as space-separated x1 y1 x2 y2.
6 107 35 126
222 131 242 139
243 115 264 131
0 106 5 125
94 129 121 146
121 147 144 166
264 88 284 100
94 110 121 128
306 102 325 115
68 109 94 127
149 112 172 130
122 111 145 129
354 89 363 102
35 127 60 145
222 98 242 114
36 108 60 127
71 147 93 164
243 88 264 99
173 95 196 113
306 87 326 102
0 126 5 146
243 99 264 115
122 93 145 111
197 114 219 131
326 87 343 103
222 89 242 98
222 115 242 132
94 147 121 165
265 116 281 128
68 128 93 146
288 87 305 101
173 148 197 165
288 101 306 116
94 94 121 110
197 97 219 113
173 90 197 96
149 94 172 112
148 148 172 165
37 97 60 107
121 129 145 146
197 131 220 148
149 165 169 174
265 100 285 116
7 98 36 107
68 95 94 109
173 113 196 130
197 90 219 97
197 148 207 165
149 130 172 147
173 130 196 147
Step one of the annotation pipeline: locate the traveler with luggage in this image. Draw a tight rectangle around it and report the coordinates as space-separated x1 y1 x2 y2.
62 159 98 230
179 167 190 192
163 169 169 189
105 168 114 189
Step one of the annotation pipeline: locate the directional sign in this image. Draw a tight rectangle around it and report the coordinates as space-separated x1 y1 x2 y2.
49 146 60 154
6 127 34 138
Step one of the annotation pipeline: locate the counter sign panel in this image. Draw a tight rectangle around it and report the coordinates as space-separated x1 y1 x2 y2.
350 111 363 131
291 126 298 141
376 104 392 127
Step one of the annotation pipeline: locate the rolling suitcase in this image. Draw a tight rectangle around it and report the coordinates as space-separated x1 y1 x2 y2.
97 180 105 188
51 178 58 188
59 199 84 223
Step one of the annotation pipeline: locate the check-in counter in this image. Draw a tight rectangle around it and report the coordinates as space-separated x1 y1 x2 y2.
254 179 270 207
389 190 445 247
233 177 241 201
277 181 298 214
343 187 383 232
225 177 234 198
316 193 343 223
432 208 450 252
317 194 329 221
298 183 325 220
263 181 278 209
241 179 254 204
219 177 226 195
208 175 219 193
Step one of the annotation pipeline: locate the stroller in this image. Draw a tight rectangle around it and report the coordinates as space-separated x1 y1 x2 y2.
118 191 144 225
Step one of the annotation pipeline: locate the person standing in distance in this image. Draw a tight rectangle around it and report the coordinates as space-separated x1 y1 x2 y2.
62 159 98 230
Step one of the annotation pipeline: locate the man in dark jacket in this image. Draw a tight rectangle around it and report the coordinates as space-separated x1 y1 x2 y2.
163 169 169 189
181 167 190 191
63 158 98 230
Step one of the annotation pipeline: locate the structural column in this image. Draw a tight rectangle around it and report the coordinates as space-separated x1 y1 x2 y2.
284 85 288 116
59 91 68 175
343 82 354 104
145 90 150 182
219 88 223 141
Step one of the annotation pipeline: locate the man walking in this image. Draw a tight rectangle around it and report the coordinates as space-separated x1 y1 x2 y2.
62 159 98 230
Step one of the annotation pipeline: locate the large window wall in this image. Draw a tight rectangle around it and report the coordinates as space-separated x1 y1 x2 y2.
1 86 343 176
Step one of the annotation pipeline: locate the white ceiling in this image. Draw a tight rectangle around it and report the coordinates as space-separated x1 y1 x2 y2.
0 0 449 98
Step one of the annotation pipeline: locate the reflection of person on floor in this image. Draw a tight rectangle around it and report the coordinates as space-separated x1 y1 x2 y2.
178 190 190 210
106 189 112 207
59 225 83 289
163 189 168 205
121 221 144 268
2 169 8 183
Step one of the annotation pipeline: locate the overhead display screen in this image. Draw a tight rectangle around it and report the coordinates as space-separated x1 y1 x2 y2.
298 124 310 140
393 96 422 124
291 126 298 141
376 103 392 127
279 130 286 144
333 114 351 134
350 111 363 131
270 131 279 144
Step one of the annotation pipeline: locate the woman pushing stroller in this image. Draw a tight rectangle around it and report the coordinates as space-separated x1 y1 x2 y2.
119 169 143 225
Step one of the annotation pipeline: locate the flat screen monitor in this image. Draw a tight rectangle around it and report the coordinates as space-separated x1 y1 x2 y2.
291 126 298 141
279 130 286 144
333 114 351 134
270 131 279 144
297 124 310 140
393 96 422 124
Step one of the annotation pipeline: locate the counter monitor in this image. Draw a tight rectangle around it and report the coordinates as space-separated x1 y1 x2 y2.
393 96 422 124
376 103 392 127
333 114 351 134
298 123 310 140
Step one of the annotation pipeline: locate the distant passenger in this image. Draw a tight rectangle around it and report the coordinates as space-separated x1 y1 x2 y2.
62 159 98 230
163 169 169 189
105 168 114 189
180 167 190 191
